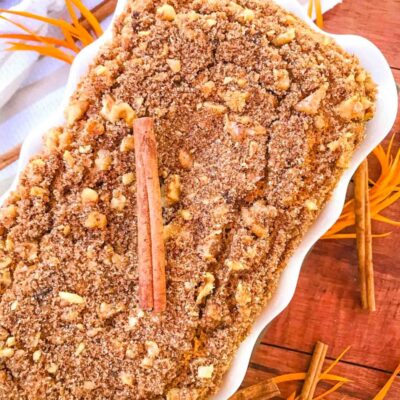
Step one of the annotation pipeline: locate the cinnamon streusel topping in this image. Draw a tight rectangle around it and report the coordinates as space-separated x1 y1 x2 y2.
0 0 375 398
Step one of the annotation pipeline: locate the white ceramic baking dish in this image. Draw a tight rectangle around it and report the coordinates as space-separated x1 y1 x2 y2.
0 0 397 398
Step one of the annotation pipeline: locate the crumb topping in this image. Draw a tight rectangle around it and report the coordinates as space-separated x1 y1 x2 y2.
0 0 375 398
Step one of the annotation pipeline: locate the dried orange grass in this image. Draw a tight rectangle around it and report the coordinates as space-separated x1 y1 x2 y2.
271 345 400 399
324 134 400 239
0 0 103 63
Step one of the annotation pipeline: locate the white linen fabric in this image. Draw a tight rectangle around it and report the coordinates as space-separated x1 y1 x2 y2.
0 0 341 192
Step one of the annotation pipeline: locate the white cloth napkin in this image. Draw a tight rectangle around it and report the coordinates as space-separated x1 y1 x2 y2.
0 0 341 195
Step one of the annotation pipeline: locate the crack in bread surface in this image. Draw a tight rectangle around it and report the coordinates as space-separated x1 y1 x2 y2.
0 0 376 398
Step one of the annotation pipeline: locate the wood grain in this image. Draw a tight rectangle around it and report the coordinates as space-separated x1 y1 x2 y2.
323 0 400 70
243 344 400 399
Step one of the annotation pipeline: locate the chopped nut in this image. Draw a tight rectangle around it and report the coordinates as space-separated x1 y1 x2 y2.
226 259 247 271
63 150 75 167
79 145 91 154
44 127 62 152
6 336 16 347
180 209 192 221
58 130 73 150
62 225 71 236
167 59 181 73
120 372 134 386
156 4 176 21
223 90 249 112
178 150 193 169
94 65 108 75
95 150 112 171
327 140 340 151
0 205 17 225
163 222 181 241
81 188 99 205
47 363 58 374
240 8 255 23
84 211 107 229
196 272 215 304
128 316 138 329
145 341 160 358
141 356 153 368
335 95 371 120
0 348 14 358
32 350 42 362
224 118 247 142
305 199 318 211
85 118 105 136
251 224 267 238
0 327 9 341
203 102 227 114
0 269 12 289
30 186 48 199
75 342 85 356
0 257 12 270
83 381 96 391
235 281 251 306
101 95 136 126
10 300 18 311
87 328 102 338
122 172 135 185
273 28 296 46
200 81 215 97
273 69 290 91
198 365 214 379
65 101 89 126
295 83 329 115
59 291 85 305
120 135 135 152
166 175 181 205
111 191 127 211
314 115 326 130
98 302 124 319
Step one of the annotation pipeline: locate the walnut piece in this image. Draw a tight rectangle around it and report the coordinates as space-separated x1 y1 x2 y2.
156 4 176 21
65 100 89 126
273 69 290 91
100 95 136 126
85 211 107 229
120 135 135 152
59 291 85 305
223 90 249 112
203 102 227 114
95 150 113 171
196 272 215 304
166 175 181 205
295 83 329 115
273 28 296 46
197 365 214 379
81 188 99 205
178 150 193 169
167 59 181 73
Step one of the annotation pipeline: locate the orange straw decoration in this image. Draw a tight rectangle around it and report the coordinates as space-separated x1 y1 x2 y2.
0 0 104 63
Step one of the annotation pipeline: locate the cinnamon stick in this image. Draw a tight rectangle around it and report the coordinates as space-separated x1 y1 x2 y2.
354 159 375 311
134 117 166 313
78 0 118 32
229 379 280 400
364 160 375 311
300 341 328 400
0 144 21 171
135 143 154 310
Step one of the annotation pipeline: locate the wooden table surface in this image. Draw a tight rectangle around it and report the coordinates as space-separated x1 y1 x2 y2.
241 0 400 398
